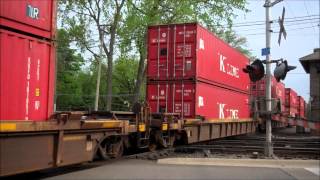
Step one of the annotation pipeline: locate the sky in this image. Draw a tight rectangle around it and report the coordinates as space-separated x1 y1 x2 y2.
233 0 320 101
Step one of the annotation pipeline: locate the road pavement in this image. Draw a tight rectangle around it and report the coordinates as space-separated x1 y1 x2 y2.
40 158 319 180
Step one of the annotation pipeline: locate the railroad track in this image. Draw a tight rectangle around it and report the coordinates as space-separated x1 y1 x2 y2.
123 133 320 160
174 134 320 159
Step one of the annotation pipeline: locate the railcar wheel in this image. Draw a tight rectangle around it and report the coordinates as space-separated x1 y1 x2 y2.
97 136 124 160
148 143 157 152
107 140 124 158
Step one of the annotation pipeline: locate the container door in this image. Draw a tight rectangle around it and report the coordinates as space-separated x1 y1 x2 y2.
171 24 196 79
146 82 170 113
28 40 51 120
0 30 51 121
171 81 195 118
147 26 171 80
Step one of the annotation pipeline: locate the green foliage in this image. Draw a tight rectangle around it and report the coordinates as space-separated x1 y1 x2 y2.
56 29 87 110
112 57 140 110
120 0 250 55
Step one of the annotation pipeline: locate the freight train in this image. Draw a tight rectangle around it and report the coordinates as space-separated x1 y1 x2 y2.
250 76 306 130
0 0 307 176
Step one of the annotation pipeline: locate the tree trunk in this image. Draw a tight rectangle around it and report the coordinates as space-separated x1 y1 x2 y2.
132 50 145 104
106 53 113 111
103 0 125 111
131 1 161 106
94 56 102 111
132 32 148 105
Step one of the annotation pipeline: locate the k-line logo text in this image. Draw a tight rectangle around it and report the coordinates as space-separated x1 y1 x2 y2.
217 103 239 119
218 53 239 78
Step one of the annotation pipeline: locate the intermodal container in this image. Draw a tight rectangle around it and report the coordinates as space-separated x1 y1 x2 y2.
276 81 286 112
0 29 55 121
147 23 250 93
285 88 298 117
147 80 250 120
250 76 286 112
297 96 306 118
0 0 57 39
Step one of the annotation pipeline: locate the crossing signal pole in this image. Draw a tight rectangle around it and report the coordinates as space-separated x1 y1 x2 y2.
264 0 283 157
243 1 295 158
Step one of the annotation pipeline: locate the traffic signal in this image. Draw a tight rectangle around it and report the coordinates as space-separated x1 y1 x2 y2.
243 59 265 82
273 60 296 82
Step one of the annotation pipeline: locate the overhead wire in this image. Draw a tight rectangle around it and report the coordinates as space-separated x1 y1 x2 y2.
302 0 317 34
227 15 319 28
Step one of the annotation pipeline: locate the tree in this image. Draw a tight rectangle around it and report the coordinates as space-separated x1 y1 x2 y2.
59 0 125 111
56 29 85 110
216 29 253 58
119 0 249 105
112 57 139 110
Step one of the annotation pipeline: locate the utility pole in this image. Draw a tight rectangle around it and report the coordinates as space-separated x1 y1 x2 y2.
264 0 283 157
94 46 102 111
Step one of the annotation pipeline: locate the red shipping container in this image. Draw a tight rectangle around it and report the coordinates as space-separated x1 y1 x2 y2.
275 81 286 112
297 96 306 118
285 88 298 117
0 0 57 39
147 81 250 120
147 23 250 93
0 29 55 121
250 76 286 112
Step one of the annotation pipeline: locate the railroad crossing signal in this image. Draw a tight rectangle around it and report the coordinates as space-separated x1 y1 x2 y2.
278 7 287 45
274 60 296 82
243 59 265 82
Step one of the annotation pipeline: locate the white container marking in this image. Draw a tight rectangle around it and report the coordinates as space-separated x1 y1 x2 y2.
37 59 40 81
25 57 31 120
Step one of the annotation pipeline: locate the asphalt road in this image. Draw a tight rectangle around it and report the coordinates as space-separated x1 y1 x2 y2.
35 158 319 180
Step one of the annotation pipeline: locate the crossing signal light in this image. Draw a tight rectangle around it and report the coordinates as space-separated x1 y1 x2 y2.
243 59 265 82
273 60 296 82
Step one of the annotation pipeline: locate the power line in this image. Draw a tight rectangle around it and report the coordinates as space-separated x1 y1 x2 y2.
285 17 320 23
232 15 319 25
230 16 319 28
302 0 317 34
233 19 319 32
284 20 320 26
285 25 319 31
240 24 319 36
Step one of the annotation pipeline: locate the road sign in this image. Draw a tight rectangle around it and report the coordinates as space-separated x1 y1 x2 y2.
278 7 287 45
261 47 270 56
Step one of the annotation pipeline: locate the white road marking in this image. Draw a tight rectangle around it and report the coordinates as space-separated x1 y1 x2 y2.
305 168 320 176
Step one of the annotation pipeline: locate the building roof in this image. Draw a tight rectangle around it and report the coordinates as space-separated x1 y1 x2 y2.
299 48 320 73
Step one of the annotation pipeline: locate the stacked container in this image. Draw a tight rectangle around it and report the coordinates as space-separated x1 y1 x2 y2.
0 0 56 121
146 23 250 120
250 75 286 112
285 88 298 117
